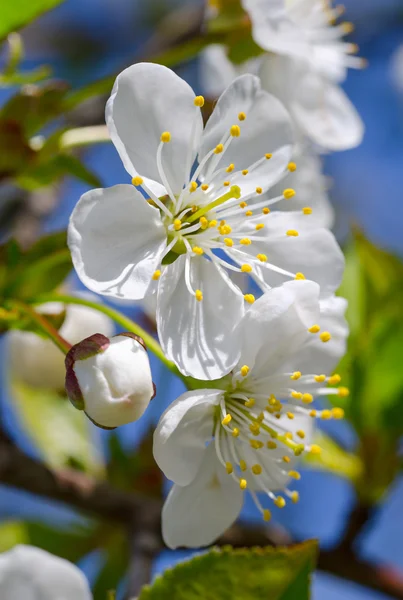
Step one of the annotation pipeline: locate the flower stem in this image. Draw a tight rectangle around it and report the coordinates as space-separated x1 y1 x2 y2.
8 300 72 354
29 293 187 382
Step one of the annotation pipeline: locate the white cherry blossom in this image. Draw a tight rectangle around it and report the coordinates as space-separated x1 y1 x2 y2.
69 62 344 380
0 545 92 600
154 280 349 548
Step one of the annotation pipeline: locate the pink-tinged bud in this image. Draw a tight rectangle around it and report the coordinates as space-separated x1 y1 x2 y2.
65 333 155 429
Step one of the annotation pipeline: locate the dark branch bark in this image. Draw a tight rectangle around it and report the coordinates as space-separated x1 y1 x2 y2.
1 428 403 599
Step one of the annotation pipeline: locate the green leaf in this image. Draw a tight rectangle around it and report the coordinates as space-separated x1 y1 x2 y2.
139 542 318 600
2 231 72 300
10 380 104 474
0 521 29 552
0 0 66 42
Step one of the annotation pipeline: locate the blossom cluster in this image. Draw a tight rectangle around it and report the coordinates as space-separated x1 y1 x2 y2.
58 0 362 550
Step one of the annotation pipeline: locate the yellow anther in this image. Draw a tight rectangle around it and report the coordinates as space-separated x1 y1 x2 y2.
239 478 247 490
239 201 248 209
195 289 203 302
310 444 322 455
303 207 312 215
245 210 253 217
152 270 161 281
160 131 171 143
255 223 265 231
232 427 240 437
291 391 303 400
265 153 272 159
263 509 272 522
297 430 305 439
288 162 297 172
250 439 264 449
282 455 291 464
200 216 208 229
244 294 255 304
225 462 233 474
290 371 301 381
267 441 277 449
201 184 209 191
256 187 263 194
222 414 232 426
230 125 241 137
314 374 326 382
295 272 305 280
285 432 293 440
249 423 260 436
288 470 301 480
224 238 233 247
252 464 262 475
328 374 341 385
226 163 235 173
256 253 267 262
245 397 255 407
321 410 332 420
238 112 246 121
287 412 295 420
268 395 277 406
283 188 296 199
320 331 332 343
189 181 198 192
332 407 345 419
240 238 251 246
274 496 286 508
191 205 198 213
174 219 182 231
286 229 299 237
309 409 317 417
338 387 350 398
302 393 313 404
342 21 354 33
223 181 230 187
132 176 143 186
209 219 218 228
194 95 205 107
237 459 246 472
241 264 252 273
294 444 305 456
240 365 250 377
242 169 249 176
257 412 264 423
309 324 320 334
214 143 224 154
192 246 204 255
218 224 232 235
262 207 270 214
291 491 300 504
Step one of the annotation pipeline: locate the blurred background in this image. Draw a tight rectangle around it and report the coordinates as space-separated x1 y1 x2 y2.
1 0 403 598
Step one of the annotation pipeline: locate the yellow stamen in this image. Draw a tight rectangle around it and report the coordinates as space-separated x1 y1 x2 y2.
314 374 326 382
256 187 262 194
309 410 317 417
291 491 300 504
328 374 341 385
244 294 255 304
214 143 224 154
160 131 171 143
274 496 286 508
152 270 161 281
224 238 233 247
132 176 143 186
302 393 313 404
173 219 182 231
310 444 322 455
255 223 264 231
241 264 252 273
201 184 209 191
302 207 312 215
226 163 235 173
287 412 295 420
192 246 203 255
286 229 299 237
245 210 253 217
288 162 297 172
232 428 240 437
309 325 320 334
223 181 230 187
295 272 305 280
256 253 267 262
250 439 264 449
283 188 296 199
195 289 203 302
239 460 247 472
240 237 252 245
225 462 233 474
297 430 305 439
239 478 247 490
238 112 246 121
321 410 332 420
242 169 248 176
200 216 208 229
291 391 302 400
265 153 272 159
320 331 331 343
338 387 350 398
290 371 301 380
245 397 255 407
222 414 232 426
282 455 291 464
239 201 248 209
332 407 345 419
267 441 277 449
252 464 262 475
194 95 205 107
240 365 250 377
230 125 241 137
263 509 271 522
289 470 301 480
262 207 270 214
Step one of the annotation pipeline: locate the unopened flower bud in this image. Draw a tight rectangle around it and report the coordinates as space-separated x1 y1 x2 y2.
65 332 155 429
0 545 92 599
8 296 113 390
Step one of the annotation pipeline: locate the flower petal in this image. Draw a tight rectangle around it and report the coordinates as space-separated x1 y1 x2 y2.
294 295 349 375
236 280 321 378
106 62 203 195
157 255 244 379
153 389 223 486
0 545 92 599
290 69 364 151
162 445 243 549
199 74 294 193
235 211 344 298
68 184 167 300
